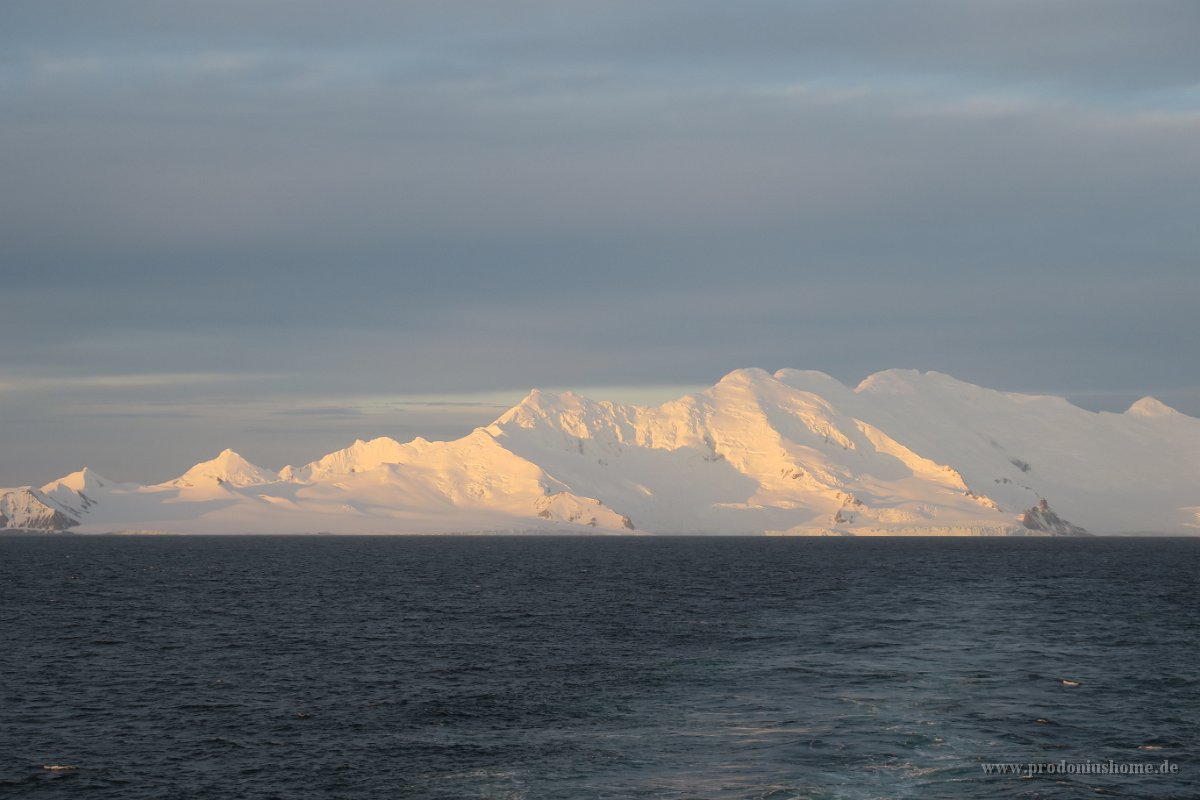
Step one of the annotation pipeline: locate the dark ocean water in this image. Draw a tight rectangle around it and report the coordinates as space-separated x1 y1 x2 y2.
1 536 1197 799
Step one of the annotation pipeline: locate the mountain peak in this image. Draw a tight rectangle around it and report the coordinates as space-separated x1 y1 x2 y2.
855 368 974 394
1127 396 1178 418
286 436 409 482
43 466 112 494
772 368 841 386
493 387 571 427
168 449 277 488
854 369 919 394
7 366 1200 536
211 448 250 466
715 367 775 387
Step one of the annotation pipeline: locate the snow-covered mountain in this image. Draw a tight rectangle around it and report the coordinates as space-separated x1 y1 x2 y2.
163 448 279 488
3 368 1197 535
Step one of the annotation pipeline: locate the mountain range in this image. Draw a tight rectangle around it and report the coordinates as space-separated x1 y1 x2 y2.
3 368 1197 535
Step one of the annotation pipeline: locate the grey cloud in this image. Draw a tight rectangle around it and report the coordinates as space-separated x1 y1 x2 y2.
64 410 200 420
2 1 1197 485
6 1 1199 93
5 82 1196 283
389 402 511 409
270 406 365 418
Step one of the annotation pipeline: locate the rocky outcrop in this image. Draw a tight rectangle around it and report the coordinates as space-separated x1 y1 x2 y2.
1020 499 1089 536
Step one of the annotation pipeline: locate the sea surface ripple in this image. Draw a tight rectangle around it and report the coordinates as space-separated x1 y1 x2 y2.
1 535 1197 799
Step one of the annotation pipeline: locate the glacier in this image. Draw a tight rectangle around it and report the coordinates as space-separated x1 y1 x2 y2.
2 368 1197 535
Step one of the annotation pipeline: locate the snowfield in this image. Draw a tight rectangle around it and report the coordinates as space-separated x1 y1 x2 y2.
3 368 1197 535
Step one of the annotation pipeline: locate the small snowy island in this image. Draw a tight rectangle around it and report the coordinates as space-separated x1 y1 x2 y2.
3 368 1198 535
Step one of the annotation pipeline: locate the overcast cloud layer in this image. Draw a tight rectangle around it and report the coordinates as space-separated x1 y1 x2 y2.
2 1 1199 484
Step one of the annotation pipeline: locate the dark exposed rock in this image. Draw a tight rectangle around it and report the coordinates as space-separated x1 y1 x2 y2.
1020 499 1089 536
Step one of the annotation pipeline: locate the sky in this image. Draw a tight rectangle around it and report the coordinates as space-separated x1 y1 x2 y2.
2 1 1199 486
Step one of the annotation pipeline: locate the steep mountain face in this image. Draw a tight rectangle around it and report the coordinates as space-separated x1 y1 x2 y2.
0 487 81 531
0 467 121 531
3 368 1197 535
483 373 1008 534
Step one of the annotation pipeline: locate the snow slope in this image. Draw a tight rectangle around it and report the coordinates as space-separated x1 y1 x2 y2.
3 368 1196 535
164 449 279 489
